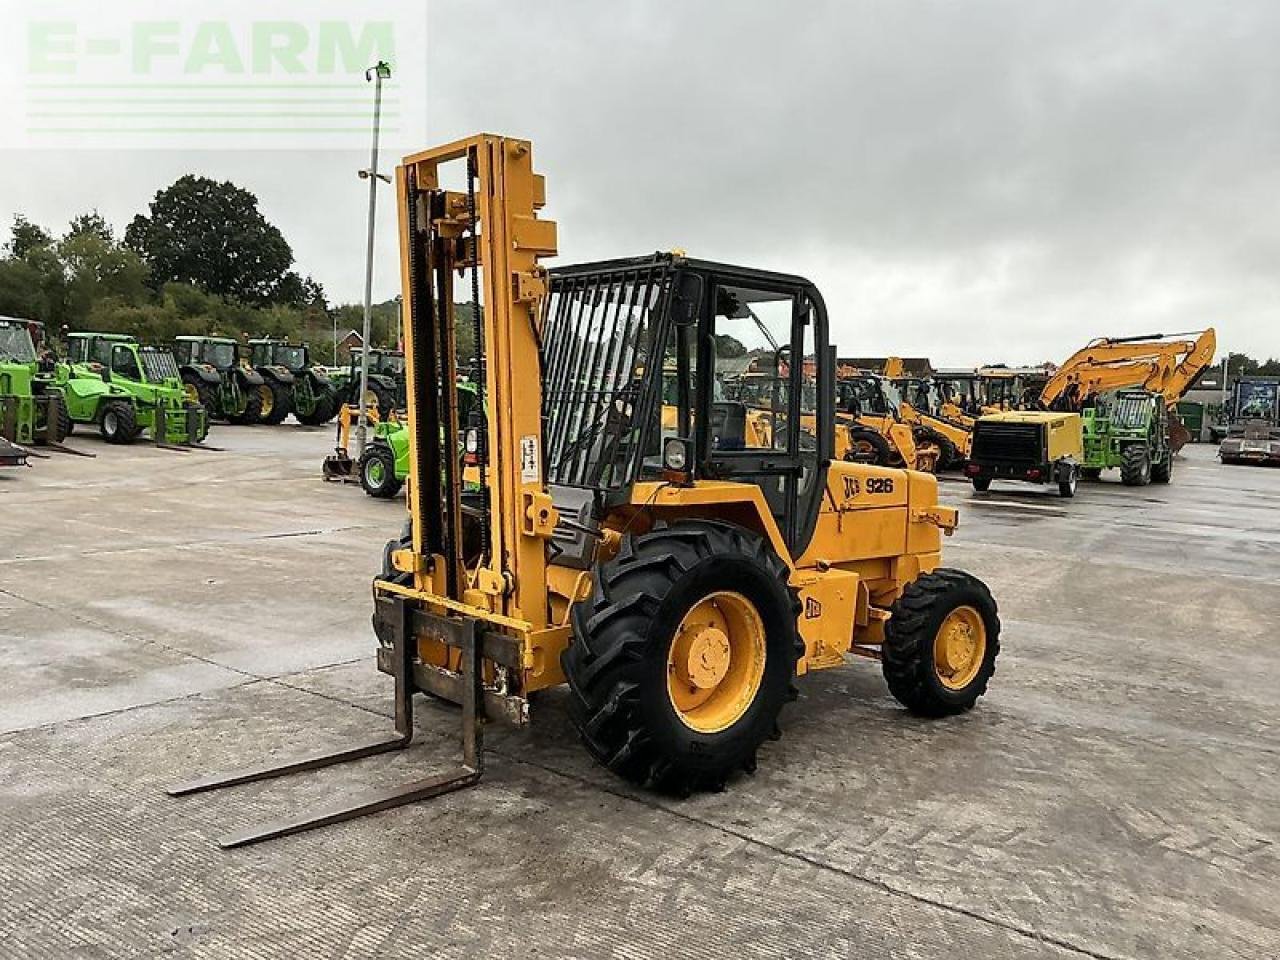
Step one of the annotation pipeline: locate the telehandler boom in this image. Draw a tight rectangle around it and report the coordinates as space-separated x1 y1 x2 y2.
170 134 1001 847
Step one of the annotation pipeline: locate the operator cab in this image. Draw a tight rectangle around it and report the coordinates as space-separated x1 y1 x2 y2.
543 254 833 555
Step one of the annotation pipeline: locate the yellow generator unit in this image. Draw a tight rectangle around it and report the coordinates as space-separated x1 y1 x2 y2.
965 410 1083 497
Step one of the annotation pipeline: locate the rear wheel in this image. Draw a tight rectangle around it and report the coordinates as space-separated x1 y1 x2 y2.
883 569 1001 716
359 442 403 498
99 400 138 445
257 380 291 425
295 384 338 425
970 476 991 492
181 374 216 419
228 379 263 425
1120 445 1152 486
1058 466 1078 498
916 428 958 470
845 426 892 465
1150 448 1174 483
562 521 801 794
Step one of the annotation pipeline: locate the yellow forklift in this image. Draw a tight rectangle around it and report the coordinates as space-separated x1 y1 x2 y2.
170 134 1001 846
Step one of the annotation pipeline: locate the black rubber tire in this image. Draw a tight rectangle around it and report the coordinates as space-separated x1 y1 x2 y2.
1120 445 1152 486
882 568 1001 717
916 427 959 471
53 394 72 441
1081 467 1103 480
1058 468 1078 498
562 520 802 794
187 405 209 443
227 379 263 426
181 373 216 419
99 400 138 445
845 426 893 465
359 442 403 498
369 382 396 419
295 385 338 425
1151 448 1173 484
258 379 292 425
971 476 991 492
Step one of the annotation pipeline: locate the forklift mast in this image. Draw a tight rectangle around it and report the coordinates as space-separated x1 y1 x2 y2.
393 135 559 627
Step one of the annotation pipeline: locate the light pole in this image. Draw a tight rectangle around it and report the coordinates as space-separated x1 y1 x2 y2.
355 59 393 462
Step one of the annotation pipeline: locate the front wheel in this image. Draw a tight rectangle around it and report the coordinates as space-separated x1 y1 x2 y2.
228 380 263 426
562 520 801 794
100 400 139 444
845 426 893 465
1150 448 1174 483
883 568 1001 716
1120 445 1152 486
1058 467 1078 498
359 442 403 498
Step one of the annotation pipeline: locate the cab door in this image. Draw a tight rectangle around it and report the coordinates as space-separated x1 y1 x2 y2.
699 276 828 553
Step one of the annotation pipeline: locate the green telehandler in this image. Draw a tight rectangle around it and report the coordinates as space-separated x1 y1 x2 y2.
0 317 68 447
248 339 339 425
64 333 208 445
172 336 264 425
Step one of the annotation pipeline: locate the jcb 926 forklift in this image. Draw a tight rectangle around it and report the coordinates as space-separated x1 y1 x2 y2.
170 135 1002 847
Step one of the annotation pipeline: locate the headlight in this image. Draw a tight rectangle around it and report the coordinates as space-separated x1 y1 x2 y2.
663 437 691 472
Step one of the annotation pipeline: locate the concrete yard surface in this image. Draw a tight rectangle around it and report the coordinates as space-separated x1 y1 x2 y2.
1 427 1277 959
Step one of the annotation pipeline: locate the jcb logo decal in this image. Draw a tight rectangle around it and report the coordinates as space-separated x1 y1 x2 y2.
805 597 822 619
842 477 861 499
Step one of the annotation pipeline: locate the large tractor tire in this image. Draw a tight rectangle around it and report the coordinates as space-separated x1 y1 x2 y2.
99 400 138 445
1150 447 1174 484
228 382 263 426
295 385 338 426
367 382 396 419
883 568 1001 717
1120 445 1152 486
257 380 291 425
359 442 403 499
181 373 215 418
54 395 73 440
845 426 893 465
563 520 802 795
916 427 959 471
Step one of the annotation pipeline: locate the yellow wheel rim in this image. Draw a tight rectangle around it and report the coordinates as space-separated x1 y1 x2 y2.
933 605 987 690
362 388 380 412
183 383 199 404
853 439 875 455
258 384 274 416
667 591 766 733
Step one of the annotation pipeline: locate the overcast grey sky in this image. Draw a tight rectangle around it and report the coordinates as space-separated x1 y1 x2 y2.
3 1 1278 365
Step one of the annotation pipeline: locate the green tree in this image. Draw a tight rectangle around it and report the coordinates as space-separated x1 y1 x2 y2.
125 175 297 304
7 215 52 258
58 213 149 325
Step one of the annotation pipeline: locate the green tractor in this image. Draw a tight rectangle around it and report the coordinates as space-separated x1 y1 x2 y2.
248 339 339 425
1080 389 1175 486
329 347 405 418
172 336 264 425
64 333 208 445
0 317 68 447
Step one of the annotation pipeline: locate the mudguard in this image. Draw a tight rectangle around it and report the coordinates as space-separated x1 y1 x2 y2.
181 364 222 385
236 366 266 388
259 365 295 386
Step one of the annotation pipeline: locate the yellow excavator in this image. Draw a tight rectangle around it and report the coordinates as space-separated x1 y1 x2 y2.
169 133 1001 847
